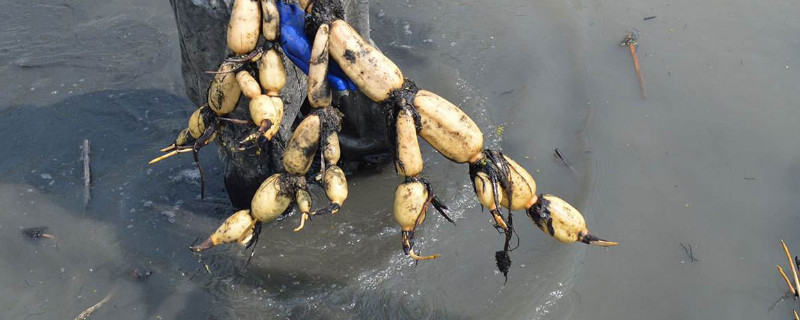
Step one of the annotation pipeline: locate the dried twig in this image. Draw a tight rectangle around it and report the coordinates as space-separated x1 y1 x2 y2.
680 243 698 262
74 291 112 320
782 240 800 299
82 140 91 206
778 265 797 296
554 148 578 176
621 30 647 99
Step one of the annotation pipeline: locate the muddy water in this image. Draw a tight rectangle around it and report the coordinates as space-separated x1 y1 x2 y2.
1 0 798 319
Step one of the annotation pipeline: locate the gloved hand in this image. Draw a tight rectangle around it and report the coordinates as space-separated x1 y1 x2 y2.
276 1 358 92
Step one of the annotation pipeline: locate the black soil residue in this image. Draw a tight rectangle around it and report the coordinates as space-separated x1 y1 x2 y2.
21 226 48 239
343 50 356 63
495 250 511 281
306 0 344 38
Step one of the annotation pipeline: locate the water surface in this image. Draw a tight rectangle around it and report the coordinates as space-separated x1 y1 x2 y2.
1 0 799 319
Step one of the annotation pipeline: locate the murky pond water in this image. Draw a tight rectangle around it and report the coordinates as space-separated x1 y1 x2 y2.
2 0 799 319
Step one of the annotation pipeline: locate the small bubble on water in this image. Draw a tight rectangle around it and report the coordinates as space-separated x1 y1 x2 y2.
40 173 52 180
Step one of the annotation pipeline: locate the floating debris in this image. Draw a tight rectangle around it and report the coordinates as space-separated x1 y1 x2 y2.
643 16 657 20
554 148 579 176
621 30 647 99
131 268 153 281
776 240 800 317
21 226 56 240
680 243 698 262
74 291 113 320
82 139 92 206
495 124 506 139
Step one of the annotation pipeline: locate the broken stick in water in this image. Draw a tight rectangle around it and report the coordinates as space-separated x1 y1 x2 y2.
554 148 579 176
82 139 91 206
680 243 698 262
74 290 112 320
621 30 647 99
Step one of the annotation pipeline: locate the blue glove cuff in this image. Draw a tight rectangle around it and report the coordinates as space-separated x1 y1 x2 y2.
276 1 358 92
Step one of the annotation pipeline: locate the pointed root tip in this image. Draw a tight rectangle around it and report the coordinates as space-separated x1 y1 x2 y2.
160 144 177 152
590 239 619 247
582 232 618 247
149 150 181 164
409 249 440 261
312 204 340 216
189 238 214 252
293 214 309 232
238 133 258 145
148 157 166 165
330 203 341 215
